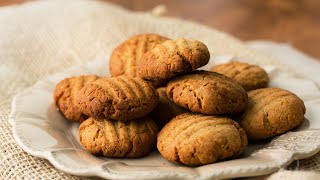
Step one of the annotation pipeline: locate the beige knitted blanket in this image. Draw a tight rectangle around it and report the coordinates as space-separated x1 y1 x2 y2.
0 0 319 179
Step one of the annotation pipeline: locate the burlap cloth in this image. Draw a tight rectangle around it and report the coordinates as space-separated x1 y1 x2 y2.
0 0 319 179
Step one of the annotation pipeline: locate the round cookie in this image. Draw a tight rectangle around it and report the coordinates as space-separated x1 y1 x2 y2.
239 88 306 141
109 34 169 77
79 117 158 158
167 71 248 115
138 38 210 87
53 75 100 122
76 75 159 121
157 113 248 165
149 87 189 128
211 61 269 91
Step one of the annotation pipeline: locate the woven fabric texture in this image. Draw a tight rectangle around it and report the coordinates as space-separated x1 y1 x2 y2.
0 0 319 179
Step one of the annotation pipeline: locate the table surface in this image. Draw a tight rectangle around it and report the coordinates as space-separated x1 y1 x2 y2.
1 0 319 60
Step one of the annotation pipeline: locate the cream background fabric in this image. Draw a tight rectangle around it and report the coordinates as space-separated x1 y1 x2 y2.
0 0 319 179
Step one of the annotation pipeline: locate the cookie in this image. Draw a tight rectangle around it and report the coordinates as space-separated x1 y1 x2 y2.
157 113 248 165
79 117 158 158
239 88 306 141
211 61 269 91
76 75 159 121
138 38 210 87
167 71 248 115
109 34 169 77
53 75 100 122
149 87 189 128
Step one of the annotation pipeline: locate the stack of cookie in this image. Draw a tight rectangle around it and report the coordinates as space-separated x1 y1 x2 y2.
54 75 160 158
53 34 306 166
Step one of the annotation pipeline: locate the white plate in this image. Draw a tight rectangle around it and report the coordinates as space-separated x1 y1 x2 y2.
9 57 320 180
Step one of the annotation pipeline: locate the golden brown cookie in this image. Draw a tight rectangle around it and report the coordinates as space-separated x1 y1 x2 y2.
76 75 159 121
239 88 306 141
138 38 210 87
53 75 100 122
167 71 248 115
157 113 248 165
79 117 158 158
211 61 269 91
149 87 189 128
109 34 169 77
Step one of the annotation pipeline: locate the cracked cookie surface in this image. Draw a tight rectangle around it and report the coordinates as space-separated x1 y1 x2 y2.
138 38 210 87
157 113 248 165
76 75 159 121
167 71 248 115
110 34 169 77
211 61 269 91
79 117 158 158
53 75 100 122
149 87 189 128
239 88 306 141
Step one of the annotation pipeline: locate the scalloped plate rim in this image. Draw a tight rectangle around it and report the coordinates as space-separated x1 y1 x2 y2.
9 64 320 180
